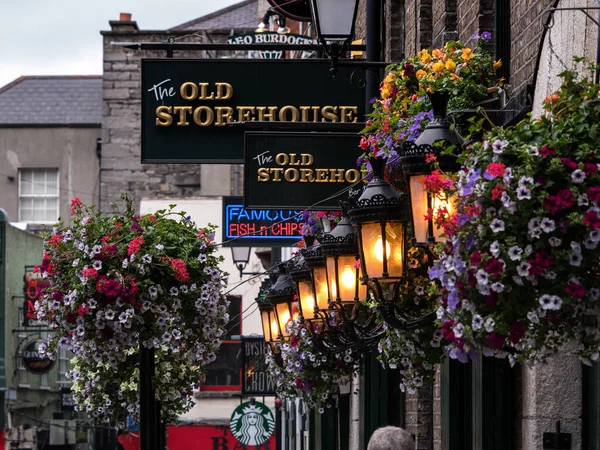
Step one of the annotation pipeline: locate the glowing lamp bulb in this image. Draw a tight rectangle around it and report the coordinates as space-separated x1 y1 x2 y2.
341 266 355 288
271 319 278 336
374 238 391 262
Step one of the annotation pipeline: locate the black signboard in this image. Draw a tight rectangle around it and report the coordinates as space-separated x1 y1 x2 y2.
61 388 76 411
22 339 55 375
242 337 275 395
222 196 303 247
23 265 49 327
141 59 364 163
244 131 363 210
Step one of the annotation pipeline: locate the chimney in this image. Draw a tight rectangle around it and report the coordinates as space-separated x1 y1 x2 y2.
109 12 139 31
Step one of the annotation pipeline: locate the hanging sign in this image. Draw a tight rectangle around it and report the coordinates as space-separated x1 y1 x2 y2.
228 32 317 59
22 339 55 375
60 388 76 411
244 131 363 209
241 337 275 395
230 401 275 446
23 266 49 327
222 196 303 247
141 59 364 163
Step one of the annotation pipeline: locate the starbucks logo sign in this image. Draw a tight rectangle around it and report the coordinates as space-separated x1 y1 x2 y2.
230 401 275 446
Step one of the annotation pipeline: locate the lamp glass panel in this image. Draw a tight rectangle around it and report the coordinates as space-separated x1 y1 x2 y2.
261 309 275 342
313 266 329 310
431 192 457 242
409 175 428 244
313 0 356 38
360 221 404 280
231 247 252 264
298 280 316 319
275 302 292 338
326 255 365 302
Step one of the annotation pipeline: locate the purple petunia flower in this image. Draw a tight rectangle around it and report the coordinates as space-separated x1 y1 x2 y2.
481 31 492 40
471 32 480 40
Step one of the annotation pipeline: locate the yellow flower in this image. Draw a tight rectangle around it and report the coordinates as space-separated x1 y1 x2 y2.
420 50 432 63
493 59 503 70
432 62 445 73
384 72 396 84
381 86 391 99
445 60 456 71
416 69 427 80
462 48 473 61
450 73 461 81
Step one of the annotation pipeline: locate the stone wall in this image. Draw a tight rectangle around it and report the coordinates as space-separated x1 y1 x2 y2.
405 384 434 450
101 19 254 213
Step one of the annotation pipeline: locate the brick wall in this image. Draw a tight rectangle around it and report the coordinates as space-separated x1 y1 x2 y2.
100 20 253 213
384 0 405 61
432 0 457 48
404 0 433 56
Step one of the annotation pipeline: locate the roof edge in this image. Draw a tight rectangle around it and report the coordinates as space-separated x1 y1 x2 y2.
0 75 102 96
169 0 257 30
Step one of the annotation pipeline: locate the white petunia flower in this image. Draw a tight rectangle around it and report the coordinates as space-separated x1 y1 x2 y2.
484 317 495 333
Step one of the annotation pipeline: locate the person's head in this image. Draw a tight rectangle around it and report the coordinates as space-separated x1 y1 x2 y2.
367 426 415 450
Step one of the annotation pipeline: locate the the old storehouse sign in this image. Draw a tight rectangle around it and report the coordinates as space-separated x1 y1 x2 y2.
141 59 364 163
244 131 362 209
222 196 303 246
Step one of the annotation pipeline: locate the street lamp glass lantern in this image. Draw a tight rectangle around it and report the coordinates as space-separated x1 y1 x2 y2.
231 247 251 267
312 266 330 310
297 279 316 318
260 303 280 344
265 265 298 340
310 0 360 43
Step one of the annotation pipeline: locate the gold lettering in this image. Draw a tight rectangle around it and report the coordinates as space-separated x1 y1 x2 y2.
321 106 338 122
173 106 193 126
315 169 329 182
299 106 311 122
284 168 300 182
311 106 320 122
192 106 214 126
275 154 288 165
279 105 300 122
216 82 233 100
288 154 300 166
329 169 345 182
198 83 215 100
237 106 255 122
301 154 313 166
256 106 278 121
215 107 234 126
271 168 284 182
180 82 198 100
257 168 270 182
340 106 359 123
155 106 173 126
300 169 315 182
345 169 361 183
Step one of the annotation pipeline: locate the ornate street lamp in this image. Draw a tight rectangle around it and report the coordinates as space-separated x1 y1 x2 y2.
257 279 281 346
348 158 432 330
400 140 459 246
300 236 330 314
288 256 317 320
264 264 299 341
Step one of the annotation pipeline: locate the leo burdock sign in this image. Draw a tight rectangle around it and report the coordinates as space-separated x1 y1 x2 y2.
230 401 275 447
22 339 55 374
242 337 275 395
141 59 365 163
244 131 363 209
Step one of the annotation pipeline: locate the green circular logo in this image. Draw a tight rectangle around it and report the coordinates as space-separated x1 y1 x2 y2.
230 400 275 446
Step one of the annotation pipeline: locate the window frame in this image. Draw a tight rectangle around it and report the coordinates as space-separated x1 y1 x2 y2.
201 295 243 392
18 168 60 223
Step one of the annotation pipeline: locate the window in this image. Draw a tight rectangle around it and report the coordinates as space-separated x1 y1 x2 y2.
202 296 242 391
19 168 59 223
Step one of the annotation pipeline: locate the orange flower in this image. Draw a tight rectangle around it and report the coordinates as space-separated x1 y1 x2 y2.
445 60 456 71
450 73 461 81
493 59 502 70
416 69 427 80
432 49 444 59
461 48 473 61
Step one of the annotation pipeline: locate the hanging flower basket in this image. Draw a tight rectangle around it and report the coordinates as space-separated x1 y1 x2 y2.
35 196 229 423
430 63 600 365
265 319 359 412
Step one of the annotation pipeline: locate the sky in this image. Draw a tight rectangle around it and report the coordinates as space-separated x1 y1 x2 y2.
0 0 243 88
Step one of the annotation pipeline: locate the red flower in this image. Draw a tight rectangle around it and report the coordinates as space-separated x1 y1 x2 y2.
469 251 482 266
528 251 554 276
588 187 600 204
441 320 456 341
423 170 454 194
584 163 598 175
171 258 190 281
65 312 77 324
486 162 506 178
565 283 586 299
483 258 504 276
81 268 98 278
290 336 299 347
359 136 369 150
102 279 121 297
77 305 89 316
556 189 574 208
47 234 63 247
487 332 505 349
491 184 504 201
127 236 144 256
584 211 600 230
70 197 83 215
540 145 556 157
560 158 578 170
425 153 437 163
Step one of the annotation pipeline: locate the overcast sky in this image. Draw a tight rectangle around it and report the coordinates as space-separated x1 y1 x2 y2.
0 0 242 88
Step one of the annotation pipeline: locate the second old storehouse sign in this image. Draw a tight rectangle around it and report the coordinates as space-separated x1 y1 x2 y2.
141 59 365 163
